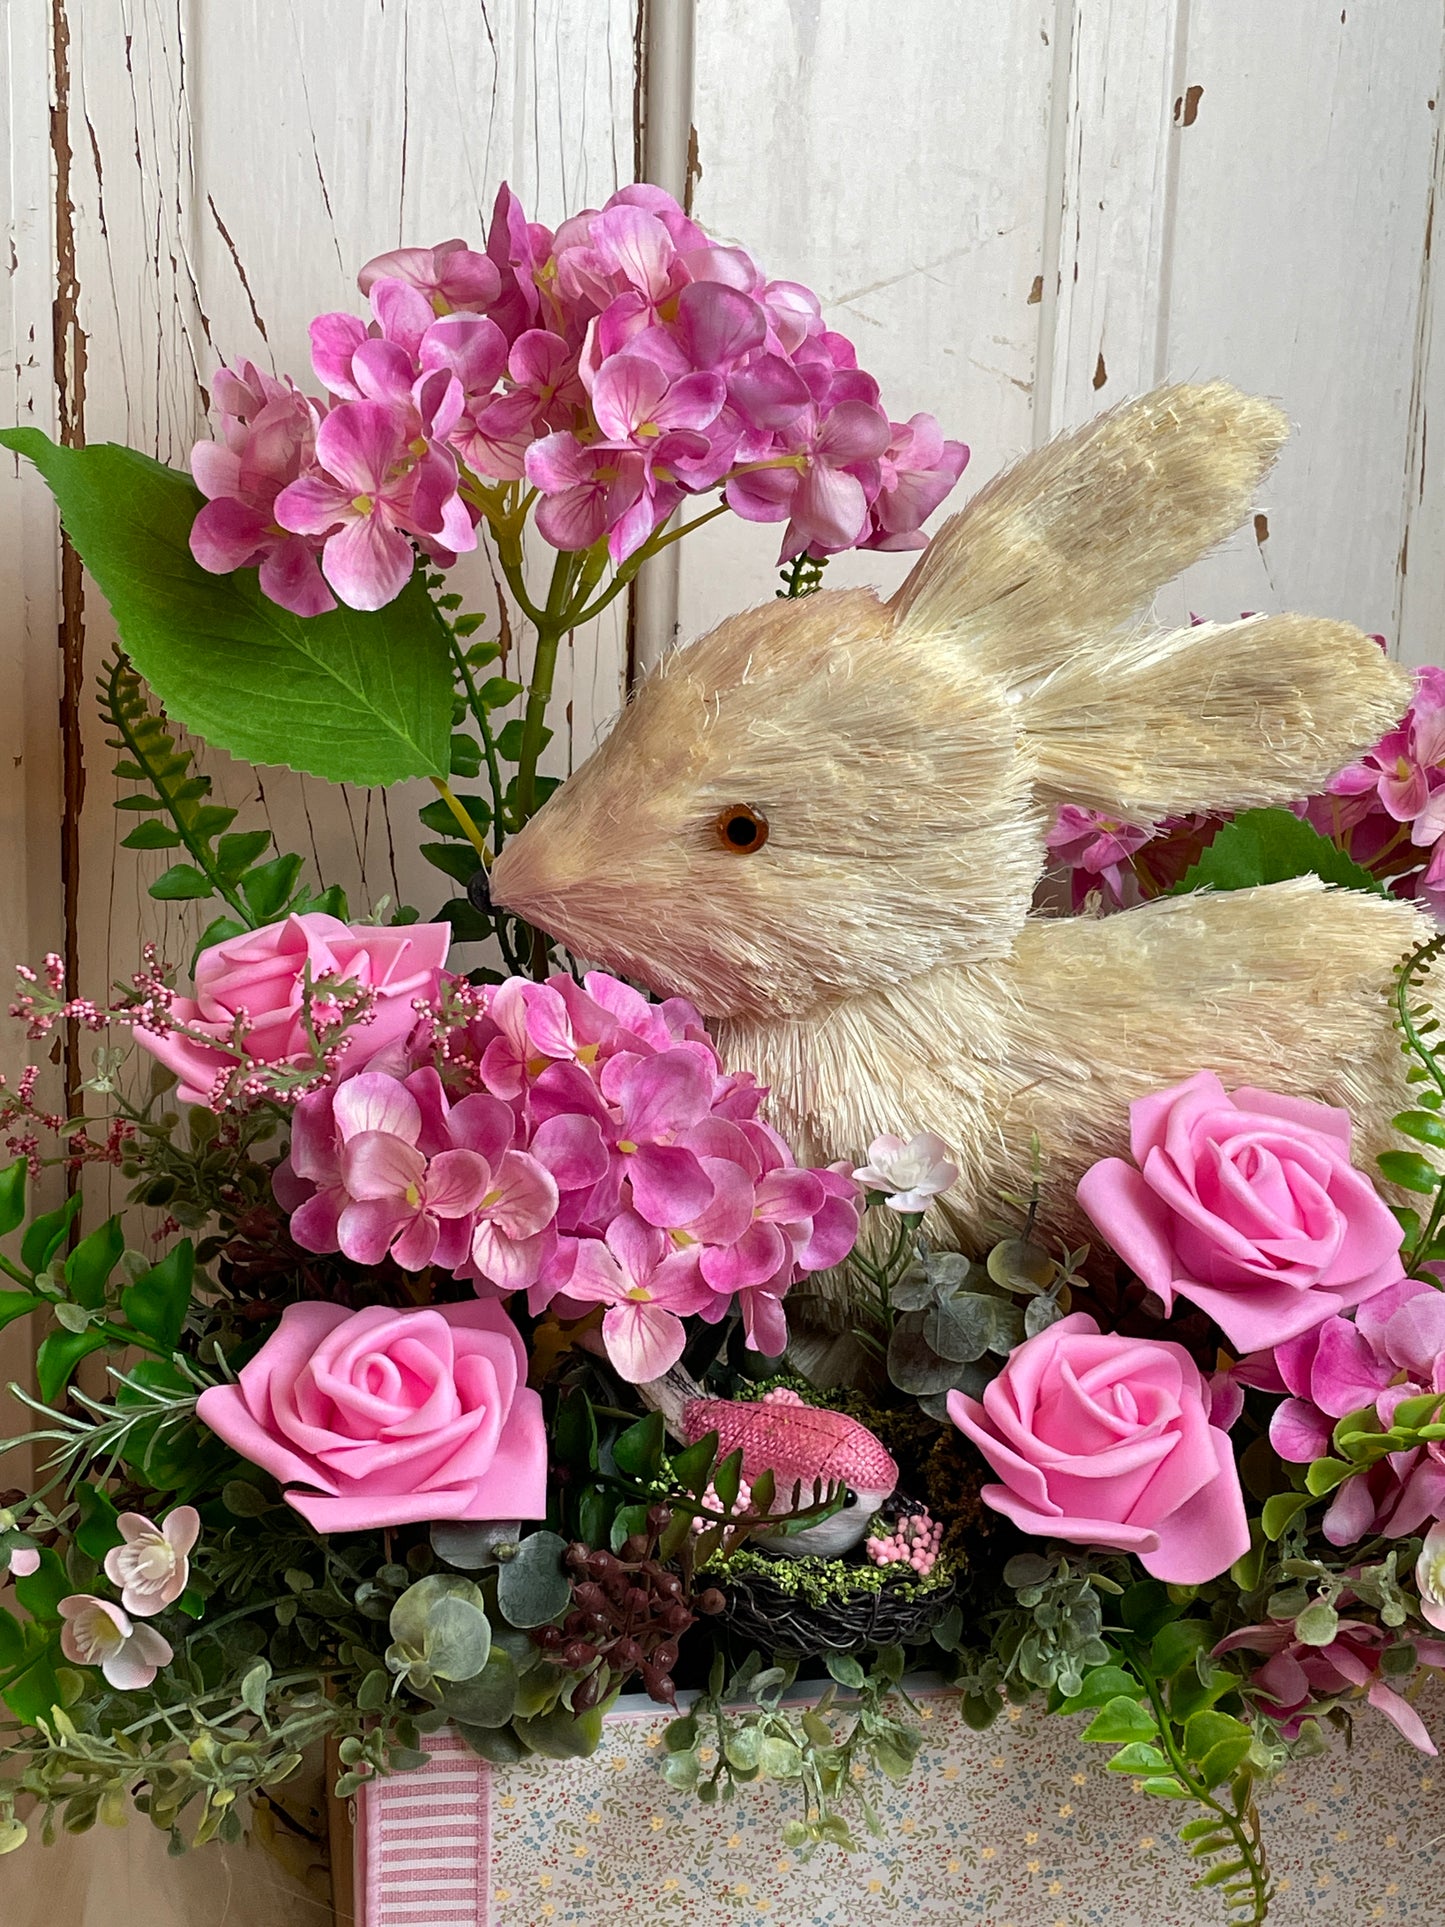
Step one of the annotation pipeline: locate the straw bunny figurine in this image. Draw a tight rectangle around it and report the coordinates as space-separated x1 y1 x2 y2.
491 383 1428 1256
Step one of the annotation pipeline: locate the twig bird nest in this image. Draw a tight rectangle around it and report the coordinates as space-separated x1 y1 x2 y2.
714 1545 960 1658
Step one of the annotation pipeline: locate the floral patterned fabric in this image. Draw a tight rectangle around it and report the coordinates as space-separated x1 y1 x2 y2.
358 1682 1445 1925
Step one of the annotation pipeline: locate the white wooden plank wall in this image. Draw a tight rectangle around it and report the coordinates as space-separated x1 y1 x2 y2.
5 4 1445 1919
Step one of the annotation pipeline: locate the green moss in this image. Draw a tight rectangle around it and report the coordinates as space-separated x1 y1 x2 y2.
709 1545 957 1609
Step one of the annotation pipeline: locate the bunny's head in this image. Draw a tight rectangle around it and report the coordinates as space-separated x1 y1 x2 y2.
492 384 1411 1021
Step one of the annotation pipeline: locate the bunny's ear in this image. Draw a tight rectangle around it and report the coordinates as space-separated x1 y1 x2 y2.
890 382 1289 686
1019 615 1413 822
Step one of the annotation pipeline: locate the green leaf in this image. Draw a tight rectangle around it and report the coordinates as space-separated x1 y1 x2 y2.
1081 1696 1159 1744
438 1647 517 1727
240 853 304 921
418 795 492 839
757 1733 803 1778
1057 1665 1142 1715
1378 1149 1442 1195
73 1483 123 1561
63 1216 124 1309
150 863 214 901
21 1192 81 1274
711 1447 744 1515
0 431 454 786
1120 1580 1179 1638
1150 1619 1211 1678
514 1701 604 1761
120 1239 194 1349
449 734 483 778
612 1410 666 1479
0 1607 24 1671
421 842 484 886
240 1660 271 1718
14 1548 70 1623
1392 1108 1445 1150
825 1653 866 1691
119 819 183 851
214 830 272 878
1105 1741 1169 1773
0 1292 36 1331
1306 1456 1353 1496
1294 1600 1340 1646
36 1327 111 1404
0 1158 25 1238
1 1644 63 1724
1173 807 1384 898
497 719 545 762
1262 1490 1312 1539
669 1430 718 1494
477 677 523 709
495 1531 571 1629
1183 1710 1250 1763
1197 1734 1255 1787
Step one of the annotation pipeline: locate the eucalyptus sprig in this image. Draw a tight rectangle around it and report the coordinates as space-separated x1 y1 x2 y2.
661 1644 921 1852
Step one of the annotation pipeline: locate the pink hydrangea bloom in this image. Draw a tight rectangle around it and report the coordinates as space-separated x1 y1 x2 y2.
1243 1274 1445 1544
1045 806 1158 908
1077 1072 1404 1355
275 969 860 1384
190 182 967 611
188 359 335 617
1215 1616 1445 1753
563 1210 715 1381
1327 664 1445 826
274 399 476 609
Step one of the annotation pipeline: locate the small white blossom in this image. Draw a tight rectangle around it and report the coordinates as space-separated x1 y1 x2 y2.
103 1507 199 1616
1417 1520 1445 1631
59 1595 173 1691
852 1131 958 1212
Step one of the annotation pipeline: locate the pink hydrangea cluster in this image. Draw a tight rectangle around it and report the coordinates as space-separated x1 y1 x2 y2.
1306 663 1445 915
188 183 968 613
1214 1613 1445 1755
278 968 860 1382
865 1508 942 1575
1240 1274 1445 1545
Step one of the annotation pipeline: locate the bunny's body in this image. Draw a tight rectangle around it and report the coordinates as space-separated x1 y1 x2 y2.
492 384 1424 1258
715 878 1429 1252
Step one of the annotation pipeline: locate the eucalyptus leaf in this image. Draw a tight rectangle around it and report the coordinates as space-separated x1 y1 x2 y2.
430 1519 521 1570
495 1530 571 1629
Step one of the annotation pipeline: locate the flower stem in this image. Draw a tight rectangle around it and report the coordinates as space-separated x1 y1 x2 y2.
445 632 509 851
1131 1650 1271 1926
427 777 491 867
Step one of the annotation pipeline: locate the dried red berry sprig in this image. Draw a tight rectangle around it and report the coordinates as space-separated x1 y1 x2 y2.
533 1507 724 1708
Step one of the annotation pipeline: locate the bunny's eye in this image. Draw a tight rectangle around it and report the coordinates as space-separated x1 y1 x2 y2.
714 804 770 853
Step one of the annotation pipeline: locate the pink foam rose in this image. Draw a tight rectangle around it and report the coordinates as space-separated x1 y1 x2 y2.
1077 1072 1404 1354
133 913 450 1106
947 1312 1249 1584
197 1299 546 1533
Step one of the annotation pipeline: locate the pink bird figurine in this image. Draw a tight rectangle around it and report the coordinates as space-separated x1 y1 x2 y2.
683 1388 898 1558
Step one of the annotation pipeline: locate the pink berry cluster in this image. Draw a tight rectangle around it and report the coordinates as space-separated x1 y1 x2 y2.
280 961 860 1381
187 181 968 615
865 1508 943 1576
